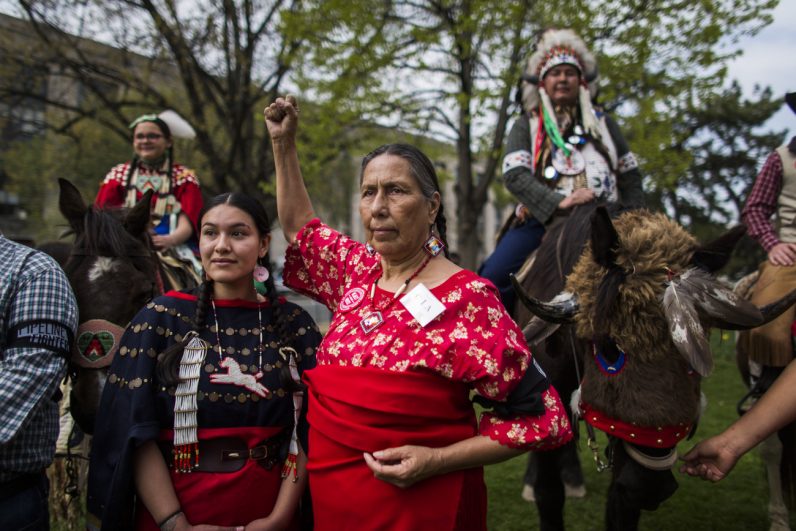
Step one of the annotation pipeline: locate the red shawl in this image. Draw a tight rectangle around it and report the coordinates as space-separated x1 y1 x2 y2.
304 365 487 531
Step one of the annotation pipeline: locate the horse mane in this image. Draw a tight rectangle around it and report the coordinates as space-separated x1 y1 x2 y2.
514 202 633 327
75 206 150 258
532 203 628 295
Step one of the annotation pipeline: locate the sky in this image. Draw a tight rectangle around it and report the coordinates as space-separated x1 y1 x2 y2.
726 0 795 137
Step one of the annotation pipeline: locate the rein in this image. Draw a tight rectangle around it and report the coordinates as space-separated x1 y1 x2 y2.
555 205 611 472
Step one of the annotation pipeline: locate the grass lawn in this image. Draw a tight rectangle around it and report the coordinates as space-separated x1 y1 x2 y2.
486 332 786 530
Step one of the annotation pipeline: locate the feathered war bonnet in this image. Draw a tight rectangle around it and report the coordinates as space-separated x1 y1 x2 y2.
520 28 601 139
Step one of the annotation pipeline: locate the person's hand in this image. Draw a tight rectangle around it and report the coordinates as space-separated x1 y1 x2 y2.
243 516 285 531
264 95 299 143
679 435 742 482
150 233 174 251
515 203 529 222
768 242 796 266
165 512 243 531
363 445 441 488
558 188 595 210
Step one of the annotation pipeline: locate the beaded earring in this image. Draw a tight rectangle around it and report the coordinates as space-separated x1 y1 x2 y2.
365 242 376 255
253 261 270 296
423 230 445 257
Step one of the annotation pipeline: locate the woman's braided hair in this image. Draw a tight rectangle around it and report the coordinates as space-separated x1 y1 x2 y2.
156 193 300 391
360 143 449 258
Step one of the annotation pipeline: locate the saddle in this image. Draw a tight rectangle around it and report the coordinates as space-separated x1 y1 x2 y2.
158 246 202 291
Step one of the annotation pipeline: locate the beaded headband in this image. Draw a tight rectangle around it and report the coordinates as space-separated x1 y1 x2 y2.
538 46 584 80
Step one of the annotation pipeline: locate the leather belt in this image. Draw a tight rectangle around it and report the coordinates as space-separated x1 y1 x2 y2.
159 433 287 473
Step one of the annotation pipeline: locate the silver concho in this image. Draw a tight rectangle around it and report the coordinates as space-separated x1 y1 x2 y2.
551 146 586 176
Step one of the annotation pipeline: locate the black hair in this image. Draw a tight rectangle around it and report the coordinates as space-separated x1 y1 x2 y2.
157 193 301 393
360 143 450 258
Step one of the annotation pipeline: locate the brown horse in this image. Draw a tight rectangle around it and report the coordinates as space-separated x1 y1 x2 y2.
57 178 162 434
42 179 162 528
512 203 796 531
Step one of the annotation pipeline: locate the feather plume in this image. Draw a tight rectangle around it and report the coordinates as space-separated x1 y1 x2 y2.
158 110 196 139
677 268 763 329
662 274 712 377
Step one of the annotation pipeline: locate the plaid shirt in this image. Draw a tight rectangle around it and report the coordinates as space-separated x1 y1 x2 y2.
0 235 77 482
742 151 784 252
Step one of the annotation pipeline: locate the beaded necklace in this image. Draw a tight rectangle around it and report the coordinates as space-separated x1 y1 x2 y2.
208 299 270 399
210 298 264 368
360 254 432 334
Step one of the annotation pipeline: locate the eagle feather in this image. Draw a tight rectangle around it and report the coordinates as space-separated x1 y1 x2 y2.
662 273 712 377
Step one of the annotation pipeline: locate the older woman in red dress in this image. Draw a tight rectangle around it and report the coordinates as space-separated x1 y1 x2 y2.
265 96 572 530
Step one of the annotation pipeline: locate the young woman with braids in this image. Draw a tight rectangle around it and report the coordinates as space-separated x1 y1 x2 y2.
86 193 321 531
265 96 572 530
96 113 204 287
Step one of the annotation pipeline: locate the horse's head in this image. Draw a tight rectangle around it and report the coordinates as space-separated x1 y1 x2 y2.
58 178 160 433
515 206 796 378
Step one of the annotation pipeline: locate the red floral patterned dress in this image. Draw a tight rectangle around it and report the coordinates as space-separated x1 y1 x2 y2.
284 218 571 448
283 219 572 530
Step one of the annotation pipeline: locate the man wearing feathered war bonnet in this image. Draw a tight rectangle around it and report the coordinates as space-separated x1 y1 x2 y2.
479 28 644 311
739 92 796 371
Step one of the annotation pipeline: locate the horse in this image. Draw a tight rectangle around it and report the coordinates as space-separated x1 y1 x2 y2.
42 178 163 528
511 203 796 531
57 177 162 434
735 271 796 531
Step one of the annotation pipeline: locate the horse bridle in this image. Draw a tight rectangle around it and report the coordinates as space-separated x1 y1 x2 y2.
66 247 161 369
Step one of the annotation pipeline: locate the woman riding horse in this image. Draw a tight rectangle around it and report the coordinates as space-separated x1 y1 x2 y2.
96 111 203 290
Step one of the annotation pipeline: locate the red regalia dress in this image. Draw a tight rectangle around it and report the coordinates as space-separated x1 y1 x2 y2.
86 292 322 531
283 219 573 531
96 161 203 236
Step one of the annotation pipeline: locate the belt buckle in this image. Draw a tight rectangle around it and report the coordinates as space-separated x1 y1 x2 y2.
249 445 269 461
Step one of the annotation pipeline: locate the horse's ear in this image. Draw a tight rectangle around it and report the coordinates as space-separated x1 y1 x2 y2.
58 178 88 232
124 190 154 236
590 206 619 268
690 225 746 273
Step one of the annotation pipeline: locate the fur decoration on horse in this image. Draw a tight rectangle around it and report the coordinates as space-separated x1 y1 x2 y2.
517 205 796 432
567 209 696 363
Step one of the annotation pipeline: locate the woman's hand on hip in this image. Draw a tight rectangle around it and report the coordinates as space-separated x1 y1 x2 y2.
264 95 299 143
363 445 442 488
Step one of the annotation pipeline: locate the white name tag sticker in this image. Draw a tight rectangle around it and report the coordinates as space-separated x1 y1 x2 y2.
400 283 445 327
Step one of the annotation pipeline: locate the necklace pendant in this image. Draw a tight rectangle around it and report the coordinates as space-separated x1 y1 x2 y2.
360 311 384 334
